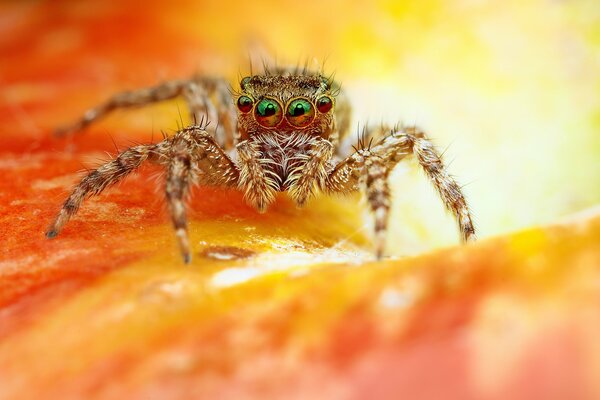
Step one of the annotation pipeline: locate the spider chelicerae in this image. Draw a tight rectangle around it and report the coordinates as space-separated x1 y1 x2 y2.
46 66 476 263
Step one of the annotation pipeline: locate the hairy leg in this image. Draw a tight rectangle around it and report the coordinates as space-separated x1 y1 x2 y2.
55 80 189 136
164 126 241 263
286 138 333 206
332 88 352 155
183 77 238 150
336 123 400 160
210 78 238 148
324 143 396 258
405 127 476 242
47 125 241 263
364 156 391 258
55 77 238 149
165 135 195 264
236 140 278 212
324 125 475 258
46 142 164 237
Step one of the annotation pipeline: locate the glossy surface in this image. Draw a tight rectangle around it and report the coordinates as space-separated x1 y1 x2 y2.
255 98 284 127
286 98 315 127
236 96 253 113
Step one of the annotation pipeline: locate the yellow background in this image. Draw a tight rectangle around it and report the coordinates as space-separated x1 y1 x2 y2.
160 0 600 253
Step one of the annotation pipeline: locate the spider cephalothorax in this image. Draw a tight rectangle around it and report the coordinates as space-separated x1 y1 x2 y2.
236 74 335 140
234 74 338 202
47 67 475 263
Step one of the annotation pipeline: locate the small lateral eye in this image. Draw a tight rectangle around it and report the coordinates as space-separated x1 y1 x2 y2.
286 98 315 127
316 96 333 113
240 76 252 89
237 96 253 113
254 98 283 127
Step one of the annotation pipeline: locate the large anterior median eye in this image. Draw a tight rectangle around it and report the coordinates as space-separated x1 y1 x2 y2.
286 98 315 127
254 98 283 128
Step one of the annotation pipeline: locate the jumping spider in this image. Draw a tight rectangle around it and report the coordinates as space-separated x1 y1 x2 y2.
46 66 476 263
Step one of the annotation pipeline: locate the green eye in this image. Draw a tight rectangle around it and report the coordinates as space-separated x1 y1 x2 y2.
286 98 315 127
254 98 283 127
240 76 252 89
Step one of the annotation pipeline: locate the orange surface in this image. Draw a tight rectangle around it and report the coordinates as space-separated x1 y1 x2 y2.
1 2 600 400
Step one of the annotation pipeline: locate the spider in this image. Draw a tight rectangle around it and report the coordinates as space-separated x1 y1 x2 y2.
46 66 476 263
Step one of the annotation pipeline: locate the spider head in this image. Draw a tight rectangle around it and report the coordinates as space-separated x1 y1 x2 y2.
235 73 336 140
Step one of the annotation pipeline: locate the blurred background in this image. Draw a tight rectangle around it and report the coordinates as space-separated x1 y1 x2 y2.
2 2 600 398
2 0 599 255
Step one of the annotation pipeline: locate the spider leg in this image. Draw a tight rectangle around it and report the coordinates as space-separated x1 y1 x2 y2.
286 137 333 206
164 126 241 263
55 77 238 150
364 156 392 258
322 142 397 258
236 140 278 212
324 125 475 258
332 88 353 155
182 77 238 150
403 127 476 243
46 141 166 238
210 78 238 149
325 146 397 258
164 136 194 264
47 125 240 263
55 80 189 136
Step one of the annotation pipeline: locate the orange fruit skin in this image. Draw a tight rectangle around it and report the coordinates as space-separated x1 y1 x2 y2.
1 2 600 399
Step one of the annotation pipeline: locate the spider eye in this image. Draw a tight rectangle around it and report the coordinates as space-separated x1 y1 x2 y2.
254 98 283 127
316 95 333 113
237 96 254 113
286 98 315 127
240 76 252 89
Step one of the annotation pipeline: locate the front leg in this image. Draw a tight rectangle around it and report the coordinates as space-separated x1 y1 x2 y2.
162 126 240 263
236 140 278 212
165 137 194 264
286 137 333 206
